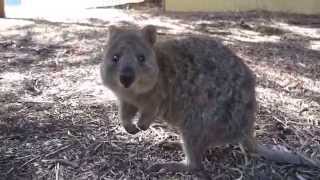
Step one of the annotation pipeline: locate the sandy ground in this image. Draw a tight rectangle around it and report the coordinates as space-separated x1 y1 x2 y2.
0 6 320 180
4 0 144 21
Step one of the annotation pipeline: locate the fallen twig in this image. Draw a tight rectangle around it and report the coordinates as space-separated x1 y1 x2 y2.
43 159 79 169
6 155 41 175
45 144 73 158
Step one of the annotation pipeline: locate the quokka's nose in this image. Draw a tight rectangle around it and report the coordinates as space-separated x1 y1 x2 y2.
119 67 135 88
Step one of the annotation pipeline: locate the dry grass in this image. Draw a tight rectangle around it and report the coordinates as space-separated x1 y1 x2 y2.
0 7 320 180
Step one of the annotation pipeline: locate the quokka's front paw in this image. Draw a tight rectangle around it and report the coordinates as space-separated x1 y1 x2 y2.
123 124 140 134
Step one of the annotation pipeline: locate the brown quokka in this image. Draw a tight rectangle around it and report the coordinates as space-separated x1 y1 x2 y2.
100 25 320 177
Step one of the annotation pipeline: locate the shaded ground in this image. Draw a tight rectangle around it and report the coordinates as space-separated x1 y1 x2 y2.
1 7 320 180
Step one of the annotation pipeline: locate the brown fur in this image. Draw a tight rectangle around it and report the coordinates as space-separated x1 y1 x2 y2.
100 25 320 178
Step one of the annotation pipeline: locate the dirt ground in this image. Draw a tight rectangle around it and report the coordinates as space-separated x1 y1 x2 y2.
1 7 320 180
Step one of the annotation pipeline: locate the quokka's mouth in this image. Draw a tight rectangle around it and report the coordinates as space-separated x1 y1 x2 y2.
119 75 134 88
122 83 131 88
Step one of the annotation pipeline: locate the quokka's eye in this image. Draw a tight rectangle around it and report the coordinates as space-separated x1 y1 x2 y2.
137 55 145 63
112 55 120 63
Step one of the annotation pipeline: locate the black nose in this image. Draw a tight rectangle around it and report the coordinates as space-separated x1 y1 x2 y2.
119 67 135 88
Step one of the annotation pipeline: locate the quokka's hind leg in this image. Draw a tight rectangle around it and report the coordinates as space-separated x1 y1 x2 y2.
240 135 259 165
148 127 211 179
241 134 258 154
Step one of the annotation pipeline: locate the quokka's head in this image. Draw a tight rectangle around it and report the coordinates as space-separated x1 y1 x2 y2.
100 25 159 94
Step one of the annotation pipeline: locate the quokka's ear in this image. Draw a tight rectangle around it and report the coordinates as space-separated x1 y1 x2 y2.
108 25 121 41
142 25 157 45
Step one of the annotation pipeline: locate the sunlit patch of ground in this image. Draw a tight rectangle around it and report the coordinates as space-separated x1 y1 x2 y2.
5 0 143 21
309 40 320 51
1 7 320 180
